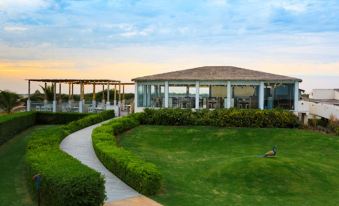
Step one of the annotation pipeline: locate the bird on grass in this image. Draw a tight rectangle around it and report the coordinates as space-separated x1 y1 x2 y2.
262 146 277 158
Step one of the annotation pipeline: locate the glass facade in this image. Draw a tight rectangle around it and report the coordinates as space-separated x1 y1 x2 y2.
137 84 165 107
136 81 297 111
168 84 196 108
264 83 295 110
232 85 259 109
199 85 227 109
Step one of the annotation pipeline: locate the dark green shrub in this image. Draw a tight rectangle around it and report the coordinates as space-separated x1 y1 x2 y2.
141 108 300 128
26 127 105 206
0 112 36 145
92 114 162 195
25 110 115 206
36 112 89 124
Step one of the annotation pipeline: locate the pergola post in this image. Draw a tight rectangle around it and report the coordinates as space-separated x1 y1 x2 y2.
44 82 48 105
114 84 117 106
165 81 169 108
122 85 125 110
226 81 231 109
92 83 96 108
53 82 57 113
259 81 265 110
79 82 84 113
102 85 105 104
294 81 299 112
58 83 62 104
195 81 200 109
119 83 122 106
68 83 72 107
106 83 110 106
27 80 31 111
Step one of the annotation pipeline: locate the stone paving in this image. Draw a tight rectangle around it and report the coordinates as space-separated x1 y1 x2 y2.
60 121 139 202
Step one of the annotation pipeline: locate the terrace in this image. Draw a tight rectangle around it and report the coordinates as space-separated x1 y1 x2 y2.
132 66 301 112
26 79 134 115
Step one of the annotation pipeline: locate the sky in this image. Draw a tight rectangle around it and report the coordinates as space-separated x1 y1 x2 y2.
0 0 338 94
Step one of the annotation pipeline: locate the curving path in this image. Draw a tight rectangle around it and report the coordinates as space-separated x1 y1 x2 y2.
60 121 139 202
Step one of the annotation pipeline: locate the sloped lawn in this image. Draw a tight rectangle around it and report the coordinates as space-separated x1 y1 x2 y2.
0 126 57 206
119 126 339 206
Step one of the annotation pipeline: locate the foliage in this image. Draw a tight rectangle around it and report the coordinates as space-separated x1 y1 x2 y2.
0 112 36 145
0 90 22 113
25 110 115 206
140 108 300 128
39 85 55 101
35 112 89 124
120 125 339 206
25 127 105 206
92 114 162 195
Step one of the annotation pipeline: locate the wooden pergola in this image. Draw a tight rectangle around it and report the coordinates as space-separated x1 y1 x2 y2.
26 79 134 113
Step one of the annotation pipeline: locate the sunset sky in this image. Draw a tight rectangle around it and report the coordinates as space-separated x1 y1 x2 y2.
0 0 338 94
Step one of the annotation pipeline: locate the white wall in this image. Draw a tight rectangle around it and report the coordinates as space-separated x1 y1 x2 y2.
335 90 339 100
299 100 339 119
311 89 335 99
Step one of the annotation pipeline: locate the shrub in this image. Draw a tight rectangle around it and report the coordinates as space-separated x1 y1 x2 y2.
92 114 162 195
36 112 89 124
0 112 36 145
141 108 300 128
25 110 115 206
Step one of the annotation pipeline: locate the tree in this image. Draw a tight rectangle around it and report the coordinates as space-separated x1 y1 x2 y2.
40 85 54 101
0 90 21 113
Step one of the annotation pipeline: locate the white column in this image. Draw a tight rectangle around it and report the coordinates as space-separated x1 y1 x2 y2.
27 80 31 111
134 82 138 110
68 83 72 107
195 81 200 109
58 83 62 104
53 82 57 113
294 81 299 112
227 81 231 109
106 83 110 106
259 81 265 110
165 81 169 108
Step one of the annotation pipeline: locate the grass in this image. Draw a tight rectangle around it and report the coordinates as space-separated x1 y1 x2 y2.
0 125 57 206
119 125 339 206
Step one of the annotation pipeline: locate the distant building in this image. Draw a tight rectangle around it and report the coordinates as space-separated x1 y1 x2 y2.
309 89 339 106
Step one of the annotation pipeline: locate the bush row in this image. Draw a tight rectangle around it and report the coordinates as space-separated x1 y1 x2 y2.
92 113 162 195
35 112 89 124
140 108 300 128
0 112 36 145
25 110 115 206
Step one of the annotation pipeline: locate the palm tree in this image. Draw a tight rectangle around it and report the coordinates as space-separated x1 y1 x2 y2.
39 85 54 101
0 90 21 113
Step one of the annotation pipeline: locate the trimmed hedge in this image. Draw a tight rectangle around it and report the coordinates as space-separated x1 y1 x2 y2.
92 113 162 195
36 112 89 124
140 108 300 128
25 110 115 206
0 112 36 145
0 112 93 145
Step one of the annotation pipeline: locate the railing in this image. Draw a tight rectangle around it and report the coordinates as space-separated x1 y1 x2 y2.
299 100 339 119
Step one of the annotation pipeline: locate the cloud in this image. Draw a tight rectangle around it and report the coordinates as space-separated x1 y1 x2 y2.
3 25 28 32
0 0 49 14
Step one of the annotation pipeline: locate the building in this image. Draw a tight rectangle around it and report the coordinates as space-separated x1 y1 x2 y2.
309 89 339 106
132 66 301 113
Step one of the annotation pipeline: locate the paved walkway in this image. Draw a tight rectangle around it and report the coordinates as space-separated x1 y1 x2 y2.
60 121 139 202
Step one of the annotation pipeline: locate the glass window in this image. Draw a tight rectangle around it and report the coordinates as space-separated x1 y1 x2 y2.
264 83 294 110
232 85 259 109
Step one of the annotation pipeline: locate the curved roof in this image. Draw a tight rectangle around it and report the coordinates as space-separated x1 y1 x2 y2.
132 66 302 82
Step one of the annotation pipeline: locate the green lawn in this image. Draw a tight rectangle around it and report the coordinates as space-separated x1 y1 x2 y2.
120 126 339 206
0 125 57 206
